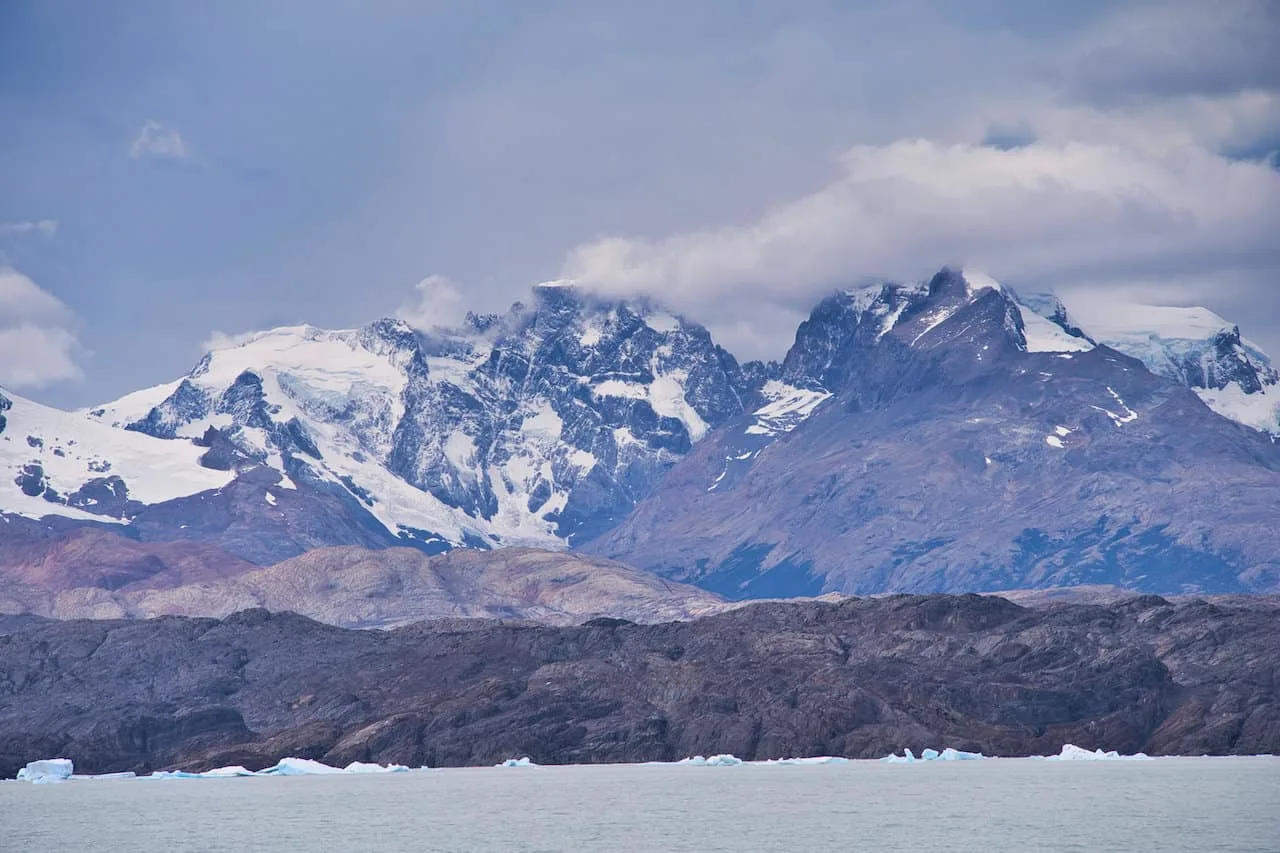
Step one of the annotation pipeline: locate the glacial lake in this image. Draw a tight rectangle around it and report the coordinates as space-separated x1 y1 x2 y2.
3 758 1278 852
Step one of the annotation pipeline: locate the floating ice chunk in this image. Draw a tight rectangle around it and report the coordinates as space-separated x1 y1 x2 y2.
1044 744 1151 761
343 761 410 774
677 754 743 766
756 756 851 766
882 747 986 763
200 766 254 777
72 772 137 781
256 757 345 776
496 757 538 768
16 759 74 783
148 770 205 779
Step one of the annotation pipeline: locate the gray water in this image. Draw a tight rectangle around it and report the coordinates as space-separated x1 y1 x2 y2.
2 758 1278 852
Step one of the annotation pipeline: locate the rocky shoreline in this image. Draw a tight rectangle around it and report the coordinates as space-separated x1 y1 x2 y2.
1 593 1277 778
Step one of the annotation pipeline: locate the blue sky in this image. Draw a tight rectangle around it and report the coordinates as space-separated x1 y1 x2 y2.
2 1 1278 407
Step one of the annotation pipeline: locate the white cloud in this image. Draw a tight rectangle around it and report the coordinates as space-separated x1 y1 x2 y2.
200 330 261 354
561 139 1280 360
0 220 57 238
397 274 468 330
0 268 82 389
128 120 191 160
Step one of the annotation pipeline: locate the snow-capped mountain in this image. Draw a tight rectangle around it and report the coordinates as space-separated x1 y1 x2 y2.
1062 302 1280 436
590 268 1280 597
5 267 1280 599
65 283 757 561
0 386 234 525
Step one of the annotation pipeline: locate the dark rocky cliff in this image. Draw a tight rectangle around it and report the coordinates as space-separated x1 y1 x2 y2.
2 594 1277 777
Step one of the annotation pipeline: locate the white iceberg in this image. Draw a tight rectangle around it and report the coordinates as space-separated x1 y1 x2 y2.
755 756 850 766
882 747 986 763
677 754 743 766
16 758 74 783
343 761 410 774
1044 744 1151 761
71 772 137 781
200 765 255 778
255 757 345 776
496 757 538 768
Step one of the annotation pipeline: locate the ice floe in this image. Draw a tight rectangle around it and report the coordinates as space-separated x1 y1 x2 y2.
496 757 538 768
1042 744 1151 761
882 748 987 763
677 754 744 766
16 759 74 783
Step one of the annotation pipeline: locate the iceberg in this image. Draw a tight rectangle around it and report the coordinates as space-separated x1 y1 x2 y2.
1044 744 1151 761
255 757 345 776
754 756 850 766
496 757 538 768
343 761 410 774
148 770 205 779
16 758 74 783
676 754 743 767
200 766 255 778
882 747 987 763
71 772 137 781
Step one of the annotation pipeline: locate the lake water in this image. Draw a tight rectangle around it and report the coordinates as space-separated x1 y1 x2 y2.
2 758 1278 852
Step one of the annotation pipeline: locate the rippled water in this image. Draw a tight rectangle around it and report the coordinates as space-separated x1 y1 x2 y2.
3 758 1278 852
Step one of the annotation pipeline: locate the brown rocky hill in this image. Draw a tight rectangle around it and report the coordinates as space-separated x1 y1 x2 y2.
0 544 724 627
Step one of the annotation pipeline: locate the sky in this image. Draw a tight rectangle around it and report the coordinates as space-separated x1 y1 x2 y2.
1 0 1278 408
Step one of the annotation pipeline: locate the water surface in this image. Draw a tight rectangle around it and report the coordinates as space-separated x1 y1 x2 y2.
3 758 1277 852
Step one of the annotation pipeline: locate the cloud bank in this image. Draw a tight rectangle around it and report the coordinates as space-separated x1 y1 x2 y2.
0 268 82 389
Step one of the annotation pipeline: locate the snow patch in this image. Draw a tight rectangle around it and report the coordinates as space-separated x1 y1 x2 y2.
1196 383 1280 434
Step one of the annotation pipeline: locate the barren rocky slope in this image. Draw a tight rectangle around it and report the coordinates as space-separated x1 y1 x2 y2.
0 545 723 628
2 594 1276 777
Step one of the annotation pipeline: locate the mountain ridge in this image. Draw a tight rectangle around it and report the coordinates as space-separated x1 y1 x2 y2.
4 266 1279 599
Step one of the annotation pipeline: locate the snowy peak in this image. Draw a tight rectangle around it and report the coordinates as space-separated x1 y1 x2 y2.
75 285 752 557
779 268 1096 396
1 386 234 524
1063 301 1280 435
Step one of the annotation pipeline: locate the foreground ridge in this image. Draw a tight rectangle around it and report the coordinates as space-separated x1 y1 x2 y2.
1 594 1275 777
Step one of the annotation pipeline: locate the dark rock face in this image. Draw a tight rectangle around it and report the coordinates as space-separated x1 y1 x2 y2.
591 273 1280 596
0 595 1276 777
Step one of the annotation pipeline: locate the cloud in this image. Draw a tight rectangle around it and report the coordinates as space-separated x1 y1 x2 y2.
128 120 191 160
561 139 1280 360
0 220 57 238
200 329 262 354
397 274 468 330
0 268 82 389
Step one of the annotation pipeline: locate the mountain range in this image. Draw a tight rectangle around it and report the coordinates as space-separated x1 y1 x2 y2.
3 266 1279 607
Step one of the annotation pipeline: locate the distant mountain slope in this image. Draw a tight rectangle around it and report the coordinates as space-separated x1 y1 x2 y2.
589 269 1280 597
0 544 723 628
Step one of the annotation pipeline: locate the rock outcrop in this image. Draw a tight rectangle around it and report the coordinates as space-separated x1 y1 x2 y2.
1 594 1276 777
